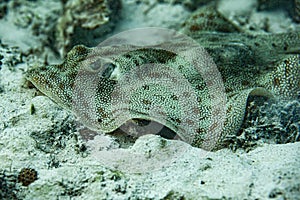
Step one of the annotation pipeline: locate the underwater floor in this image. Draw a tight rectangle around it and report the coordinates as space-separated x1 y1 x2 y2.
0 0 299 199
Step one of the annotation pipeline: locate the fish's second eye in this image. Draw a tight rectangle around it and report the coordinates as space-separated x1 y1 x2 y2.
90 59 102 70
101 62 117 79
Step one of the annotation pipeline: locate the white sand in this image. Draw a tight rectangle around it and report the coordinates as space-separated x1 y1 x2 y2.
0 0 299 199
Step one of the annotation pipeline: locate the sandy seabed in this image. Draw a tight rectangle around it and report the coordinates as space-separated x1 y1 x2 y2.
0 0 299 199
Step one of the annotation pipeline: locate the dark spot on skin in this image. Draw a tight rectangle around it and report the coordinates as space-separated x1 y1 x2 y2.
227 92 237 99
171 94 178 101
175 118 181 124
142 85 150 90
133 59 139 65
197 96 202 103
101 112 109 119
58 83 64 90
284 59 290 65
225 87 234 93
196 127 205 134
186 119 194 126
199 116 206 120
227 105 232 114
241 80 250 86
178 65 184 71
207 13 215 20
98 107 105 114
196 84 205 90
210 122 219 131
124 54 131 59
273 77 280 86
192 107 200 115
198 13 205 17
170 105 176 110
284 66 290 76
183 92 190 97
171 117 181 124
249 26 255 31
223 120 228 127
97 118 103 123
190 25 202 31
39 66 48 71
142 99 151 105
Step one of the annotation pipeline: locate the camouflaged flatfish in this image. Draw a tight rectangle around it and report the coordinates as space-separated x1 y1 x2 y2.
26 6 300 150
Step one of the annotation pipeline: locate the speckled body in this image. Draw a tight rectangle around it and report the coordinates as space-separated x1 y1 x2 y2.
26 4 300 150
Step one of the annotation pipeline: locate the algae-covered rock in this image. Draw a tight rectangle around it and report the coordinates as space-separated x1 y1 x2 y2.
0 0 62 59
55 0 121 56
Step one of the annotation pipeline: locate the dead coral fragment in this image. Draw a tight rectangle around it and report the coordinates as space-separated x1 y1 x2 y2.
18 168 38 186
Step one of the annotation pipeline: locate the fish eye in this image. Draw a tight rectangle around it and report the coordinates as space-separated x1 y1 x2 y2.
101 62 117 79
90 59 102 70
89 59 117 78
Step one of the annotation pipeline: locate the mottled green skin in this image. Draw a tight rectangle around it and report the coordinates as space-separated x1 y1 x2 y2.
27 46 215 147
26 5 300 150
